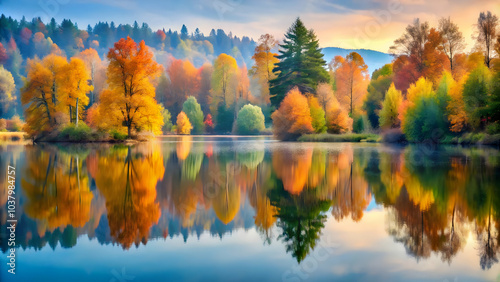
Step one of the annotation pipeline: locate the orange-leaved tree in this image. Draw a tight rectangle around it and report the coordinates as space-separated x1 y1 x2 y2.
165 58 200 118
325 94 352 134
271 87 313 140
176 111 192 135
250 34 279 104
447 77 468 132
98 37 163 137
331 52 369 115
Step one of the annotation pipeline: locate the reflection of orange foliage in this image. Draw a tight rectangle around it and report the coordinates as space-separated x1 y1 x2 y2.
22 149 93 232
176 136 192 160
212 164 241 224
205 143 213 158
172 178 204 227
89 145 164 249
329 148 371 222
337 147 353 170
249 186 277 234
350 170 371 221
273 147 313 195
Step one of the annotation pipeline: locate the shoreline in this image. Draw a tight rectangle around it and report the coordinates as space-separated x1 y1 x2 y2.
2 131 499 147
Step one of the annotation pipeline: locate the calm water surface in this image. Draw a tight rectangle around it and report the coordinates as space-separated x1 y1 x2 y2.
1 136 500 281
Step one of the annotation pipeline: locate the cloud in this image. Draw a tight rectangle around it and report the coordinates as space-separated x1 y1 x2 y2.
1 0 498 52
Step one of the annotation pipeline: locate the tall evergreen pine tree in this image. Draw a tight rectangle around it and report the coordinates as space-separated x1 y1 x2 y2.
270 18 329 107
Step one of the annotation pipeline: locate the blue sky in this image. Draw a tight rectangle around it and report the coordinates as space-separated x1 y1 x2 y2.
1 0 499 52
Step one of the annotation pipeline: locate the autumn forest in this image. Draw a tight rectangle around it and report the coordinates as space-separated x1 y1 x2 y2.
0 12 498 143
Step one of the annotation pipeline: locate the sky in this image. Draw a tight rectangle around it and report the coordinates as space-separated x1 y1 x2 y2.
1 0 499 53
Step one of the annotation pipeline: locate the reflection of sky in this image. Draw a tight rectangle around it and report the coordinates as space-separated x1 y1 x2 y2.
365 197 380 212
2 208 497 282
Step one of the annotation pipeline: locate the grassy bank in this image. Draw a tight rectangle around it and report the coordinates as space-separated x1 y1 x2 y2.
439 133 500 146
33 124 150 143
298 133 380 143
297 132 500 146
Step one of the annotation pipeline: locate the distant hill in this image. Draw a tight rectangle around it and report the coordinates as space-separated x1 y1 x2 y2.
321 47 393 76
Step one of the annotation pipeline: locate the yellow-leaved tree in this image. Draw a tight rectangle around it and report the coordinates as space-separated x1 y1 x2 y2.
399 77 435 131
176 111 193 135
210 53 238 111
0 66 15 116
379 83 403 129
21 54 67 136
98 37 163 137
58 58 92 125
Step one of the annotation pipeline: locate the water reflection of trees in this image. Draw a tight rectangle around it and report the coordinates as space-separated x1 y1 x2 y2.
88 144 164 249
268 178 331 262
2 142 500 268
370 146 500 268
22 146 93 234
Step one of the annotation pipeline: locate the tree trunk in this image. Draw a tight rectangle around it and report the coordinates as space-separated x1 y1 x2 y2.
69 105 73 123
350 77 354 115
128 124 131 138
75 98 79 126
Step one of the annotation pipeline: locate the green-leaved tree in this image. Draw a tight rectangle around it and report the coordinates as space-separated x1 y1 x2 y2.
182 96 205 134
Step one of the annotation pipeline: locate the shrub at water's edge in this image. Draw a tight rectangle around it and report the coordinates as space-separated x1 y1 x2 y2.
35 124 139 143
298 133 380 143
236 104 266 135
271 87 314 140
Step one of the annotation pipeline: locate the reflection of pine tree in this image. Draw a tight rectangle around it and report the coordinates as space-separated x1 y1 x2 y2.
268 177 331 263
60 225 77 249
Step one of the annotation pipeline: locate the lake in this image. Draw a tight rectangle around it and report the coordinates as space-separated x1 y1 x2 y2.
1 136 500 281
